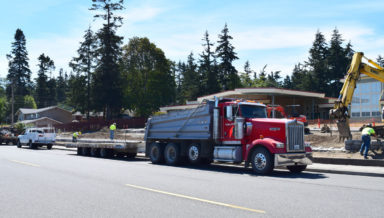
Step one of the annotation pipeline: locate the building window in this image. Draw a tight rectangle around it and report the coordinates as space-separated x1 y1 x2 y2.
372 111 381 116
351 112 360 117
362 112 370 117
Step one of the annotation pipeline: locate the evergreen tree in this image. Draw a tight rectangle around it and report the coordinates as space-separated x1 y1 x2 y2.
120 37 175 117
181 52 200 101
254 65 267 87
35 54 55 108
6 29 32 115
266 71 282 88
175 61 186 104
56 69 67 103
327 28 349 97
90 0 124 119
67 73 87 113
199 31 219 94
216 24 241 90
240 61 253 87
282 75 293 89
377 55 384 67
69 27 97 118
306 30 329 93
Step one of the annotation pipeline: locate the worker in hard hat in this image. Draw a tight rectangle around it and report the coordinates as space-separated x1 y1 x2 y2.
109 123 116 140
360 123 376 159
72 131 81 142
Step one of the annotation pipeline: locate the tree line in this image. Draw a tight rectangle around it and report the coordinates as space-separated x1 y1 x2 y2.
1 0 383 123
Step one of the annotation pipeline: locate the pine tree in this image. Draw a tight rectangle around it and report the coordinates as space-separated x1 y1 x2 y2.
69 27 97 118
327 28 349 97
181 52 200 101
306 30 329 93
216 24 241 90
199 31 219 95
90 0 124 119
56 69 67 103
6 29 32 115
282 75 293 89
240 61 253 87
377 55 384 67
35 54 55 108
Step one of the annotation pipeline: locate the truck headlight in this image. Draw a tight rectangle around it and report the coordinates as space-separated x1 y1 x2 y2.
275 142 284 148
305 142 311 148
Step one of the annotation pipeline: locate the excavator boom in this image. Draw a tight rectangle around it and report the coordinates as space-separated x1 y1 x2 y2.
330 52 384 140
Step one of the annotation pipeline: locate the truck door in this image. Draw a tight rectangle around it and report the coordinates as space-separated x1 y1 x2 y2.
222 105 238 141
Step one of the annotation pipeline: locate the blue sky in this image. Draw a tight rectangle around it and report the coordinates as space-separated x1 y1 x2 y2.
1 0 384 79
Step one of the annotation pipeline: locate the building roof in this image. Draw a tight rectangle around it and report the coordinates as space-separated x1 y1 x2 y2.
17 106 71 115
197 87 326 102
18 117 63 125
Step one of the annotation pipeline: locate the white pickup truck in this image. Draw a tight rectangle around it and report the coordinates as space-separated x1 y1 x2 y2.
17 127 56 149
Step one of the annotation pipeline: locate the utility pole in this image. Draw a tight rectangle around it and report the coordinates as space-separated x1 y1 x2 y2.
11 83 14 126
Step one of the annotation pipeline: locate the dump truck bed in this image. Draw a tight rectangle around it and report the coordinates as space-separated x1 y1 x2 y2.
145 101 214 141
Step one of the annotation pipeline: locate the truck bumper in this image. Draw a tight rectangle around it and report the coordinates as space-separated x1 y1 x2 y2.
274 152 313 167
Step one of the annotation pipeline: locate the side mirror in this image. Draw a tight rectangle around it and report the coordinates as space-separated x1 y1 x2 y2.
226 106 233 121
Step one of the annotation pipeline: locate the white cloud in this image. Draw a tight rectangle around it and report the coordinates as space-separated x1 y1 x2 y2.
122 6 164 24
27 33 83 78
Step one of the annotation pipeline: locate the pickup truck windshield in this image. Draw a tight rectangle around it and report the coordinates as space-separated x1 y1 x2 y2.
240 105 267 118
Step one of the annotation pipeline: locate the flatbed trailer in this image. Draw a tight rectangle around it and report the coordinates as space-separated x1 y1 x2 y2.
60 138 144 158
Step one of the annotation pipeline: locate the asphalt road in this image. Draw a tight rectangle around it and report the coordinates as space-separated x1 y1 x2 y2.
1 146 384 218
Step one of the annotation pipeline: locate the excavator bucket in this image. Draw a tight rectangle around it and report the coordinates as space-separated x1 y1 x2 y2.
336 119 352 141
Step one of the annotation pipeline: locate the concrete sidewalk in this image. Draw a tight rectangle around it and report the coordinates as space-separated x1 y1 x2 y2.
306 163 384 177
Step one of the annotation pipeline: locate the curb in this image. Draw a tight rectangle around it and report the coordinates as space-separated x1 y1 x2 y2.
305 167 384 177
313 157 384 167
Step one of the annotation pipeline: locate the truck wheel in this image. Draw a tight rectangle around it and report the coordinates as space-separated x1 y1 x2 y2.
0 139 2 145
164 143 180 165
17 140 21 148
90 148 100 157
28 141 35 149
187 143 202 164
251 147 274 174
82 147 91 156
47 144 52 150
126 153 137 159
100 148 113 158
149 142 164 164
287 165 307 173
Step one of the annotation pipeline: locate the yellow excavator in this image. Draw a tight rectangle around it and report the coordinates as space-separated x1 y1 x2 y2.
330 52 384 140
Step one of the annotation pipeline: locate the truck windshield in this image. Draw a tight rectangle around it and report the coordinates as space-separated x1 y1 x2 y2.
240 105 267 118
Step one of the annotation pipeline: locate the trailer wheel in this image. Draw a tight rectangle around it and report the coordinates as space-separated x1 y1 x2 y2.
100 148 113 158
77 147 82 155
251 147 274 174
164 143 180 165
149 142 164 164
187 143 202 164
47 144 52 150
90 148 100 157
287 165 307 173
17 140 22 148
82 147 91 156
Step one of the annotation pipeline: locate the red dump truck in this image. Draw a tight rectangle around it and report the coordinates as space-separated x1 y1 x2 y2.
145 98 313 174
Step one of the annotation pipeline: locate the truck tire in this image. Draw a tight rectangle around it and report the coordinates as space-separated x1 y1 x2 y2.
47 144 52 150
187 143 202 164
149 142 164 164
287 165 307 173
90 148 100 157
164 143 180 165
17 140 21 148
0 139 2 145
100 148 113 158
28 141 35 149
251 147 274 174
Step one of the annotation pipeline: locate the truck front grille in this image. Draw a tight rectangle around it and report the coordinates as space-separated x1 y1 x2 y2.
287 121 304 152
